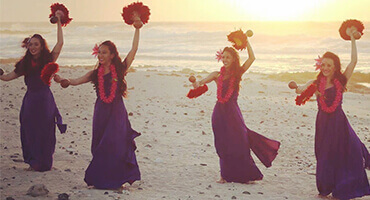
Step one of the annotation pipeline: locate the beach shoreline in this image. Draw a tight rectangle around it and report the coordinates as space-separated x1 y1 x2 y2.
0 62 369 200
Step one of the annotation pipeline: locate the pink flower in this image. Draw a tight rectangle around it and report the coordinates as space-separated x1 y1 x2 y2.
92 44 99 57
215 49 223 62
314 55 322 71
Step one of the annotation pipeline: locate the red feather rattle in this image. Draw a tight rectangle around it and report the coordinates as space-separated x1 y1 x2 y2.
41 62 59 86
227 29 253 51
49 3 72 26
122 2 150 28
187 76 208 99
339 19 364 40
290 81 317 106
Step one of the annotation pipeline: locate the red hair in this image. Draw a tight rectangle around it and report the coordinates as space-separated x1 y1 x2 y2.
316 52 347 88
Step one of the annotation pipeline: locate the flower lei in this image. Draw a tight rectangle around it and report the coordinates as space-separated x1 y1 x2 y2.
318 77 343 113
217 66 236 103
98 64 118 103
31 59 38 68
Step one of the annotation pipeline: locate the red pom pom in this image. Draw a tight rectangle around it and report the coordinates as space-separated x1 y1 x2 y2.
49 3 73 27
227 29 248 51
295 83 317 106
122 2 150 25
339 19 364 40
41 62 59 86
187 85 208 99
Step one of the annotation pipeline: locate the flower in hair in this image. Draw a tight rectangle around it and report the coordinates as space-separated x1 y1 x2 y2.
314 55 322 71
215 49 223 62
21 37 31 49
92 44 99 57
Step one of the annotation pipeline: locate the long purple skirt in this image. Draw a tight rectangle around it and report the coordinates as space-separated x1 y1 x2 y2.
315 87 369 199
212 79 280 183
20 72 66 172
84 73 140 189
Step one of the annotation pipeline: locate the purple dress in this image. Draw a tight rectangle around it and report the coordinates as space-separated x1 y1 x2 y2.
212 79 280 183
84 72 141 189
20 69 66 172
315 87 370 199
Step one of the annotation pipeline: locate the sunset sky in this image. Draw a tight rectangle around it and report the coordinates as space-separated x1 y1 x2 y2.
1 0 370 22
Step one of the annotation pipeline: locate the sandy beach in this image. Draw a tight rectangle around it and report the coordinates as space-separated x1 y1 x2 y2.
0 63 369 200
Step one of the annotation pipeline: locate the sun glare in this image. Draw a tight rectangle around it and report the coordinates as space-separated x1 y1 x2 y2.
232 0 324 21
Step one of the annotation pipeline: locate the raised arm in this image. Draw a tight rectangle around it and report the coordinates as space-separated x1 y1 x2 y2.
125 24 141 68
51 12 64 62
240 38 255 74
193 71 219 88
343 29 357 81
0 71 21 81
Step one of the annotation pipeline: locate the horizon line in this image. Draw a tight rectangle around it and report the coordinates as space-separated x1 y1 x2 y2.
1 20 369 23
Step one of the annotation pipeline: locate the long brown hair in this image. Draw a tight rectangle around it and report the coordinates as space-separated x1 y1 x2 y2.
315 51 347 88
14 34 52 75
222 47 243 89
91 41 128 97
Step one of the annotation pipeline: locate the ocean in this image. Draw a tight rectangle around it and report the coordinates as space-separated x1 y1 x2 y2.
1 21 369 74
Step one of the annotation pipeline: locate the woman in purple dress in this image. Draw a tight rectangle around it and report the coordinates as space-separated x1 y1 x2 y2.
0 15 66 172
192 38 280 183
56 21 142 189
291 27 369 199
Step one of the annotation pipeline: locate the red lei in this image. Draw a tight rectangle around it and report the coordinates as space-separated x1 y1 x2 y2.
217 67 236 103
98 65 118 103
318 78 343 113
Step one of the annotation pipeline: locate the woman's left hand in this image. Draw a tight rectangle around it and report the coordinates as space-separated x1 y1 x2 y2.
55 10 64 21
346 26 361 39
